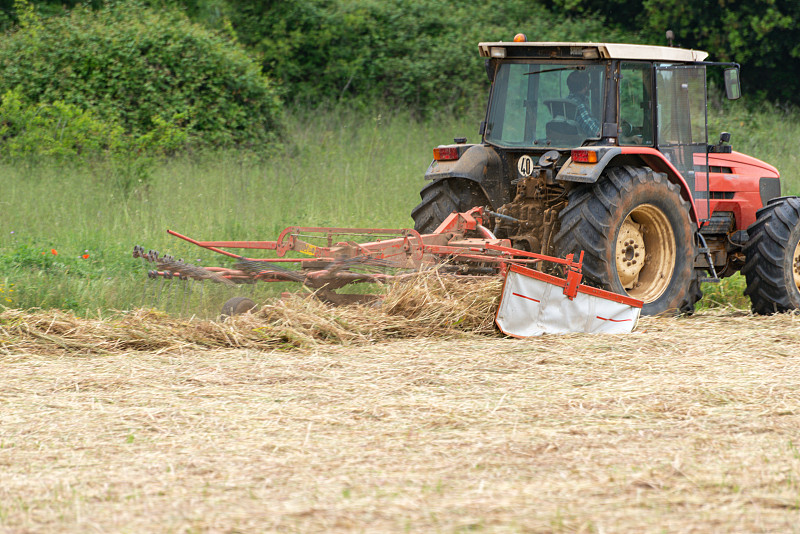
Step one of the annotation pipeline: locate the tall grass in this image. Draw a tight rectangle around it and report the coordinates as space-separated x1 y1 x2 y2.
0 106 482 315
1 102 799 315
709 97 800 195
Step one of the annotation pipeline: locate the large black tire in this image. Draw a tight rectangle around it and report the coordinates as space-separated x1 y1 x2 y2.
742 197 800 314
220 296 257 319
411 179 489 234
554 166 701 316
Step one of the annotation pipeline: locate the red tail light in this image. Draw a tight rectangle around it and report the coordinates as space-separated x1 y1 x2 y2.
433 147 460 161
571 149 598 163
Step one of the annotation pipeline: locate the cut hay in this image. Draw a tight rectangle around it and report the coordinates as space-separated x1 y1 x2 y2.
4 268 800 356
2 308 800 532
0 272 504 354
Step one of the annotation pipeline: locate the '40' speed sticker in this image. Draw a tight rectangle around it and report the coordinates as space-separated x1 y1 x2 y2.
517 155 534 177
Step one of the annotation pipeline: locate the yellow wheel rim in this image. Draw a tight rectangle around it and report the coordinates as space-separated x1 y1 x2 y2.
793 239 800 291
615 204 676 302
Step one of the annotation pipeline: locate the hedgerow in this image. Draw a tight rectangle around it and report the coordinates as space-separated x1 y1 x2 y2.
226 0 635 113
0 1 282 149
0 88 123 159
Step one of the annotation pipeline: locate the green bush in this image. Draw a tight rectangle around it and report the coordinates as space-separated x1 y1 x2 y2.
0 88 123 159
225 0 636 114
0 1 283 148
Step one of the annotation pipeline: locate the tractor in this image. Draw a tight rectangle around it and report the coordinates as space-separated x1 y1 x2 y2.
411 37 800 315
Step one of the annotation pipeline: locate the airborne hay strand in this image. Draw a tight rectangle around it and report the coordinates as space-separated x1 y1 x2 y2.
0 271 504 355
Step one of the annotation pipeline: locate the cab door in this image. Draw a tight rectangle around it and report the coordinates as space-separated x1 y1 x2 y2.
654 64 708 196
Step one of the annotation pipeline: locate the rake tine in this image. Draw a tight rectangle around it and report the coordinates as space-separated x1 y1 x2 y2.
146 270 160 309
182 278 191 316
154 276 164 308
141 275 149 309
166 276 175 313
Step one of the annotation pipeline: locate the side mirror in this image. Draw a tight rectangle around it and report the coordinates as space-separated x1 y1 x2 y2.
724 68 741 100
709 132 732 153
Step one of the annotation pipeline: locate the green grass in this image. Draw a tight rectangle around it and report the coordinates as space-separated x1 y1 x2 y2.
709 98 800 195
0 107 482 315
1 102 798 316
698 274 750 311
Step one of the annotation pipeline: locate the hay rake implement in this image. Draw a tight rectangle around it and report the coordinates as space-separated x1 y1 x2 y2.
134 207 642 335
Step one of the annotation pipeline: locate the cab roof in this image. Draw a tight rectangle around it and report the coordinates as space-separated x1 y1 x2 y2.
478 41 709 63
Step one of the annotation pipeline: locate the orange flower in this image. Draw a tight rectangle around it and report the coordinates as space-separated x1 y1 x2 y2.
82 254 89 259
50 249 58 255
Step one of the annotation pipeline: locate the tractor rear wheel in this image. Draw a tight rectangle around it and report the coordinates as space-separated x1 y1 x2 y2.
742 197 800 314
411 179 489 234
554 166 701 316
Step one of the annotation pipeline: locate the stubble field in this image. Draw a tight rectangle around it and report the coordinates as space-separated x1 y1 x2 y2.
2 304 800 533
3 106 800 532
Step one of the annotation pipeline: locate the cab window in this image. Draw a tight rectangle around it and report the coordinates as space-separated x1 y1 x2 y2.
619 62 653 146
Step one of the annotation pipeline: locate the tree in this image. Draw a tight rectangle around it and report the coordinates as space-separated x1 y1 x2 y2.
548 0 800 103
216 0 633 113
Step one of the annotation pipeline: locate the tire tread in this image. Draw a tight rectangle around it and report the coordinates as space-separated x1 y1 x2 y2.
742 197 800 314
411 180 489 233
554 166 701 315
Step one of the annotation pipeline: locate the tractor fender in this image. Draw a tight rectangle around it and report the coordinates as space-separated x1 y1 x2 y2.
556 146 700 225
424 144 510 209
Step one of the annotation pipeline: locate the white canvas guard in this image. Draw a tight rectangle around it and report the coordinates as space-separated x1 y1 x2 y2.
495 264 643 337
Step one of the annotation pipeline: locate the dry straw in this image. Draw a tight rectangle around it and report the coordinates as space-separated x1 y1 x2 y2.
0 271 504 354
4 273 800 532
5 268 800 357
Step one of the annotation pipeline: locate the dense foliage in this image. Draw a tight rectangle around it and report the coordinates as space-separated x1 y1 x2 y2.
0 0 798 158
221 0 633 113
0 89 122 159
547 0 800 103
0 1 282 151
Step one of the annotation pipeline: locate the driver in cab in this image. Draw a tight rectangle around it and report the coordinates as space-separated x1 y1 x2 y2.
567 71 600 138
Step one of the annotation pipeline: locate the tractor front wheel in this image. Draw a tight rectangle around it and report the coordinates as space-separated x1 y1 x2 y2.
554 166 701 315
742 197 800 314
411 179 490 234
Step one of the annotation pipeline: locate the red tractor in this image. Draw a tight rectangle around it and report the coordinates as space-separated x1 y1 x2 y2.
412 38 799 315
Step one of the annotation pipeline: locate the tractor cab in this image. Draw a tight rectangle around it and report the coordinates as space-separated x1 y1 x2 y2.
481 41 714 184
484 61 606 148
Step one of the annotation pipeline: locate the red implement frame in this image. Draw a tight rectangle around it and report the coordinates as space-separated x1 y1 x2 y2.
134 208 586 297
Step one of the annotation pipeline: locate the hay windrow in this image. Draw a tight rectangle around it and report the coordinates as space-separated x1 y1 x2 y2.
0 272 505 354
3 269 799 355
